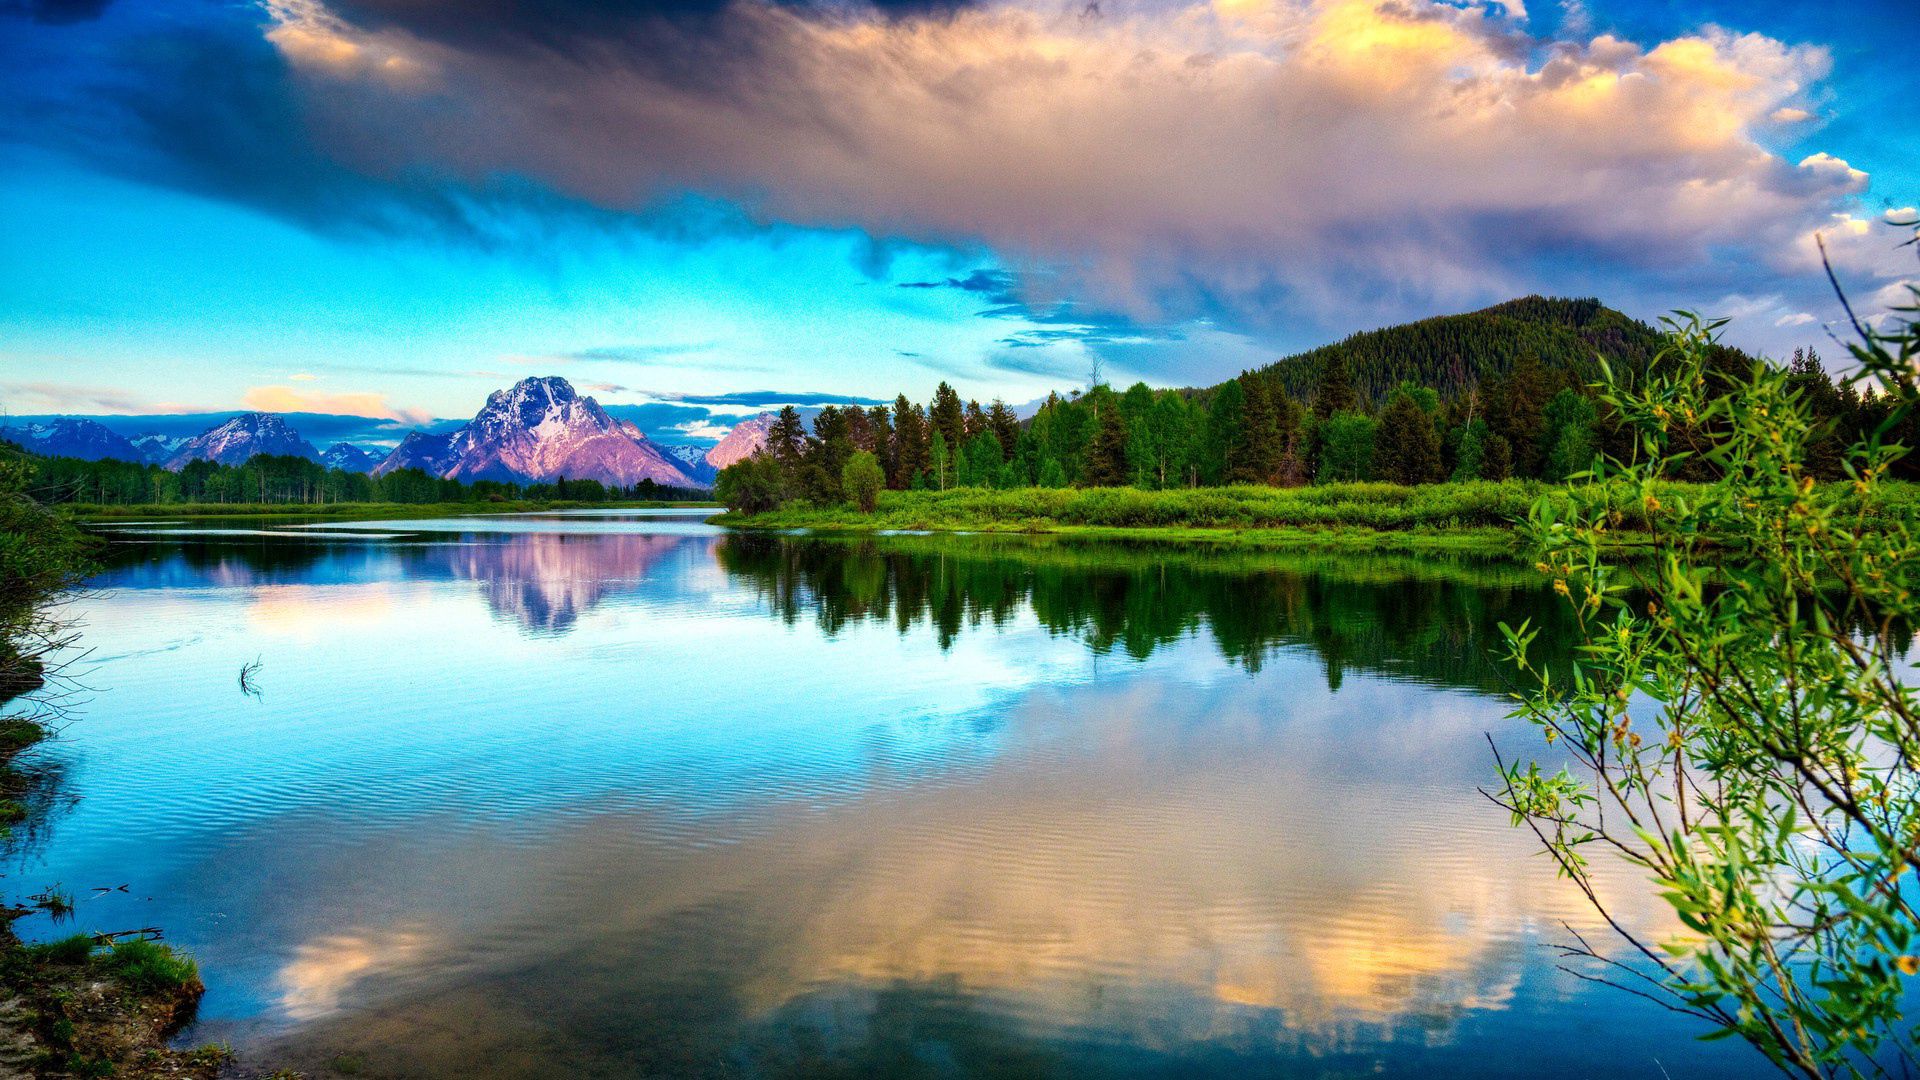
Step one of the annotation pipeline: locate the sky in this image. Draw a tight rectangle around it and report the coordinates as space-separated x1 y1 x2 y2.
1 0 1915 445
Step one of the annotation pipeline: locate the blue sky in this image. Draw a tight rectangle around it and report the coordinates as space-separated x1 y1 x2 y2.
1 0 1914 444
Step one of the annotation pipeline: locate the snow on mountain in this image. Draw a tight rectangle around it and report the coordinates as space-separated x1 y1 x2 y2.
130 431 189 464
1 418 142 462
375 377 698 487
320 442 383 474
165 413 319 469
661 443 718 485
372 430 458 478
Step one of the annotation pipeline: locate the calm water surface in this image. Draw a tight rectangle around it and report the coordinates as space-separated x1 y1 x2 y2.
6 509 1762 1078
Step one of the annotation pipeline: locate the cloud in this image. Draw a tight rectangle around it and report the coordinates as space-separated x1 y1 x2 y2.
290 371 320 381
8 0 1904 365
228 0 1873 331
1 380 206 415
562 342 721 364
645 390 889 408
242 384 433 424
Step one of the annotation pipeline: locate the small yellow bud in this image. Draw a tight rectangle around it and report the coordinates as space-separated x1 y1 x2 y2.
1898 956 1920 976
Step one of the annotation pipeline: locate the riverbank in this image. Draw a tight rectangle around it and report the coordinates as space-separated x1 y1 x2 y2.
64 499 718 523
1 676 235 1079
716 482 1590 553
714 480 1920 552
1 457 254 1079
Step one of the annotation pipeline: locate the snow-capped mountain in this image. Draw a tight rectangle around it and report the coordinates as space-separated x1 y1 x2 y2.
375 377 697 487
129 431 189 464
661 443 718 486
320 442 384 474
165 413 320 469
373 430 459 477
1 418 143 462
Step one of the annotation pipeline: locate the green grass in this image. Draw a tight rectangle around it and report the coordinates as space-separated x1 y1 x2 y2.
62 499 718 522
99 938 199 993
717 480 1920 548
24 934 96 966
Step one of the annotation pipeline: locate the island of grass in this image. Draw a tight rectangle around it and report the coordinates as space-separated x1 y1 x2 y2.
713 480 1920 553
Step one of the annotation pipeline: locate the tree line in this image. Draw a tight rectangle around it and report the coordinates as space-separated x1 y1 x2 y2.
718 343 1915 512
13 450 709 506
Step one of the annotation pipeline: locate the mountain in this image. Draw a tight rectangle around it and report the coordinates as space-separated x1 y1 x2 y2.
373 430 459 477
375 376 698 488
320 442 384 474
705 413 774 471
165 413 320 469
130 431 188 464
661 444 718 486
1247 296 1670 404
1 418 142 461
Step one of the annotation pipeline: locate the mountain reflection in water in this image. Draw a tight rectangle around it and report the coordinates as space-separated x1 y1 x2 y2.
0 516 1759 1078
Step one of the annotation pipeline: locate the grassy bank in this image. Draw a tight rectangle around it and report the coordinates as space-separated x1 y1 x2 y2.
717 481 1581 552
714 480 1920 551
64 499 717 523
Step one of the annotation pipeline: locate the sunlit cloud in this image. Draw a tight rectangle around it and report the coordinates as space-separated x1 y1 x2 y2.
249 0 1867 338
242 384 433 423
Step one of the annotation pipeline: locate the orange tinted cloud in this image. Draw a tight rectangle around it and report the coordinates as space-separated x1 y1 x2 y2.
243 384 432 423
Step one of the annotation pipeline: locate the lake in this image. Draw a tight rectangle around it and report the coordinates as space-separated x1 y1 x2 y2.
5 508 1760 1078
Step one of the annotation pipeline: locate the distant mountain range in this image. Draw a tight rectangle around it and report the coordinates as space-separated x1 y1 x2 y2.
3 376 741 489
6 297 1714 488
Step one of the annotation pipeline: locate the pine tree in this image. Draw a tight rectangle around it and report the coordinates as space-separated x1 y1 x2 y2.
1312 352 1358 420
1206 379 1246 484
1482 432 1514 481
767 406 808 471
1084 408 1131 487
986 399 1019 460
1275 394 1307 486
930 382 965 451
1375 390 1443 485
1234 375 1280 484
891 395 929 488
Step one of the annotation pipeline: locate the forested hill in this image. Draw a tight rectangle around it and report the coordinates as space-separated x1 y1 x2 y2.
1249 296 1671 403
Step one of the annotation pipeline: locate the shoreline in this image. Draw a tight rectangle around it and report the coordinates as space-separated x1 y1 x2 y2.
716 516 1536 554
62 499 720 523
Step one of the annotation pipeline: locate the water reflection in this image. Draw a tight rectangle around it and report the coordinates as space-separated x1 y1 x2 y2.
99 528 1583 694
3 517 1759 1078
715 534 1591 691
